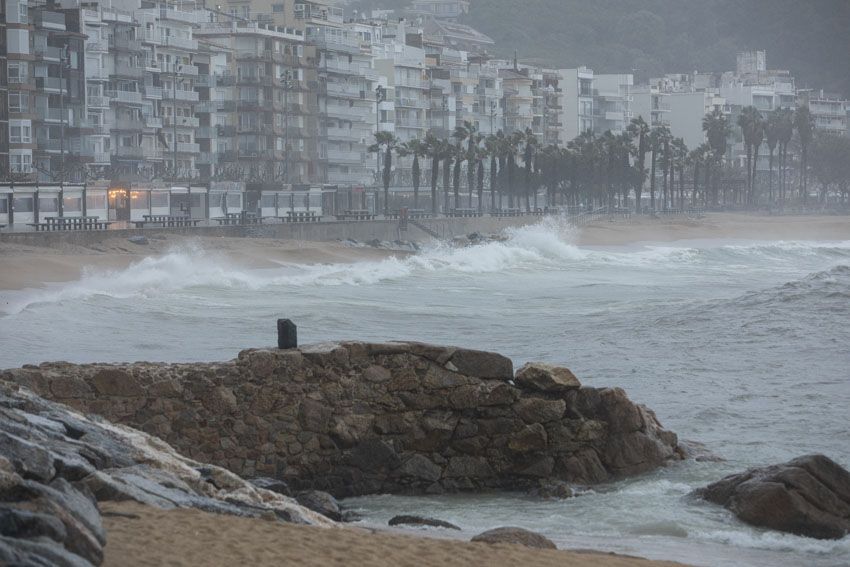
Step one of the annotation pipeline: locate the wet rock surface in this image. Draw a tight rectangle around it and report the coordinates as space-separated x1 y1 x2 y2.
0 381 332 566
694 454 850 539
3 341 683 498
471 526 557 549
388 514 461 530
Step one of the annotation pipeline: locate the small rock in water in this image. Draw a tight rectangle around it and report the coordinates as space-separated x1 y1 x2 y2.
528 480 577 499
471 527 557 549
388 515 461 530
693 454 850 539
679 439 724 462
295 490 341 521
127 235 148 245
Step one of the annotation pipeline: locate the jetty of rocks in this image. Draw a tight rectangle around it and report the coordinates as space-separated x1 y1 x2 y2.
3 341 684 498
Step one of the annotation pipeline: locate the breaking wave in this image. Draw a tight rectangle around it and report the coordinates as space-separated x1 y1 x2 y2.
5 219 850 314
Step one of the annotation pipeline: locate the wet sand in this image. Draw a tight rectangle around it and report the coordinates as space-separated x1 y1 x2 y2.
2 213 848 291
101 501 688 567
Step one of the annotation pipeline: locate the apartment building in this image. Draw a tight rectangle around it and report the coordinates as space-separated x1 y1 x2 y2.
632 85 671 128
666 90 726 149
592 73 633 135
195 18 323 189
374 24 429 143
559 67 594 141
407 0 470 22
0 0 9 178
798 90 849 137
499 66 533 134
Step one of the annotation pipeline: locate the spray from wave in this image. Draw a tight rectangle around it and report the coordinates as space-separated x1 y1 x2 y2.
5 219 850 314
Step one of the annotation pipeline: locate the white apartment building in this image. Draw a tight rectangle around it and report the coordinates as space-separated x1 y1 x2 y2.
666 91 726 149
592 73 633 135
799 90 849 137
632 85 670 129
559 67 594 141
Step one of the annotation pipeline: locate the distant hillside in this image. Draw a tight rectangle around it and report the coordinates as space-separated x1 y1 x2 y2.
347 0 850 96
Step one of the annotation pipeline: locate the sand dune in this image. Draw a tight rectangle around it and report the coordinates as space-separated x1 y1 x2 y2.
101 502 688 567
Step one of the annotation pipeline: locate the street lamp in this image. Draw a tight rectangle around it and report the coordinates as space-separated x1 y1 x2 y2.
58 43 70 216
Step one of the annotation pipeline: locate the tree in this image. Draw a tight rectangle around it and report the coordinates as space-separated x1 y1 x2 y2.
627 116 650 212
648 126 670 211
737 106 762 202
794 105 814 203
765 111 781 204
702 109 731 205
809 134 850 204
776 108 795 202
368 131 399 216
423 133 443 215
521 128 538 211
750 116 764 205
671 137 688 209
484 134 501 211
397 139 428 210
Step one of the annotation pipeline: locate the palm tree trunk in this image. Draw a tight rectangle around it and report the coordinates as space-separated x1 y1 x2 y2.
477 160 484 212
767 150 774 205
430 155 439 214
383 147 392 216
452 157 461 209
443 156 451 212
412 155 420 210
650 151 657 211
490 156 497 211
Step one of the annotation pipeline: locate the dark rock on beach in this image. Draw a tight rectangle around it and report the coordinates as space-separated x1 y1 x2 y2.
388 514 461 530
296 490 342 521
471 527 557 549
694 454 850 539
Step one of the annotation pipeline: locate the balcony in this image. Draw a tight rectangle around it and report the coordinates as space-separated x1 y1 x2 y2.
159 7 201 24
144 147 164 160
91 152 111 164
33 45 63 60
107 90 144 105
326 128 363 142
395 97 428 109
115 146 145 159
41 107 72 122
194 75 215 88
144 86 163 100
327 82 366 99
36 77 64 92
197 152 218 164
113 61 145 79
176 142 200 154
144 116 163 129
327 149 364 164
164 116 200 128
35 11 66 30
327 105 370 120
114 118 145 131
108 37 143 52
86 40 108 53
163 90 200 102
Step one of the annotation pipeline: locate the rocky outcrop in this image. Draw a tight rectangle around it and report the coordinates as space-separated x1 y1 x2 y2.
471 527 557 549
3 341 683 498
694 454 850 539
0 380 333 566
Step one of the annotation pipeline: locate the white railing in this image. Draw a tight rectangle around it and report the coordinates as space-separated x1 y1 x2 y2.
106 90 143 104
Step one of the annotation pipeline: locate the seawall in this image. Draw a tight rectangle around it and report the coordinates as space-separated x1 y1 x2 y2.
4 341 683 497
0 216 540 248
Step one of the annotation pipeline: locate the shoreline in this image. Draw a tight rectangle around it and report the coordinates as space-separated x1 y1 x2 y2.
1 212 848 291
101 501 689 567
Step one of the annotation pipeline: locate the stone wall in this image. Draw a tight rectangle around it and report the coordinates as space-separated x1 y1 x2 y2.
2 342 683 497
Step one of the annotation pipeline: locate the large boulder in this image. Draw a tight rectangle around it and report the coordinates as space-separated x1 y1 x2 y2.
514 363 580 392
295 490 341 521
471 527 557 549
694 454 850 539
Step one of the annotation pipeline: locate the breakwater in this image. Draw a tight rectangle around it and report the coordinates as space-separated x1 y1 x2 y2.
4 341 683 497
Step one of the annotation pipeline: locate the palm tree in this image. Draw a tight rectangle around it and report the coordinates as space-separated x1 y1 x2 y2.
368 131 399 216
627 116 650 212
776 108 794 202
423 133 443 214
521 128 538 211
702 109 731 205
737 106 762 201
794 105 814 203
397 139 427 210
484 134 500 211
765 111 781 204
750 117 764 205
671 137 688 209
648 126 670 211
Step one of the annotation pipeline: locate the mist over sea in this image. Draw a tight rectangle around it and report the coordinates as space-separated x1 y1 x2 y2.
1 219 849 566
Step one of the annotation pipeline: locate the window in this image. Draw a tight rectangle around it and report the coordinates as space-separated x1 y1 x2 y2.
39 197 59 213
7 62 26 83
10 153 31 172
10 124 32 143
9 92 27 113
13 197 33 212
261 194 276 208
151 191 169 207
86 193 107 210
63 196 82 212
272 3 285 12
0 199 7 214
226 193 242 208
130 191 149 209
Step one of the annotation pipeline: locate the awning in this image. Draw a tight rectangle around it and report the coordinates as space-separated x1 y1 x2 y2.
0 186 11 194
189 186 207 194
168 188 189 194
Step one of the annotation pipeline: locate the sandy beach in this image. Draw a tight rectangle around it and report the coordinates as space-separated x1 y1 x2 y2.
1 213 848 291
101 502 688 567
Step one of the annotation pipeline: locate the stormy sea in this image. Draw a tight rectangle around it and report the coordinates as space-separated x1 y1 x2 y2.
2 219 848 567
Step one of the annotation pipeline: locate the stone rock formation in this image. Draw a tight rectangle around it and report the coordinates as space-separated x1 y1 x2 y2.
3 341 683 498
388 515 461 530
471 527 557 549
295 490 342 521
694 454 850 539
0 380 332 566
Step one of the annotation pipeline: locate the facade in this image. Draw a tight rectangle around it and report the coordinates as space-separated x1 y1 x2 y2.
407 0 470 21
559 67 594 141
666 90 726 149
632 85 670 128
592 73 633 135
799 90 849 137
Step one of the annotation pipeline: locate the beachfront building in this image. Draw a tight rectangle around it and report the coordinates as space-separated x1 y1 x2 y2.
499 66 534 135
592 73 633 135
798 90 849 137
406 0 470 22
632 84 671 129
559 67 594 140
